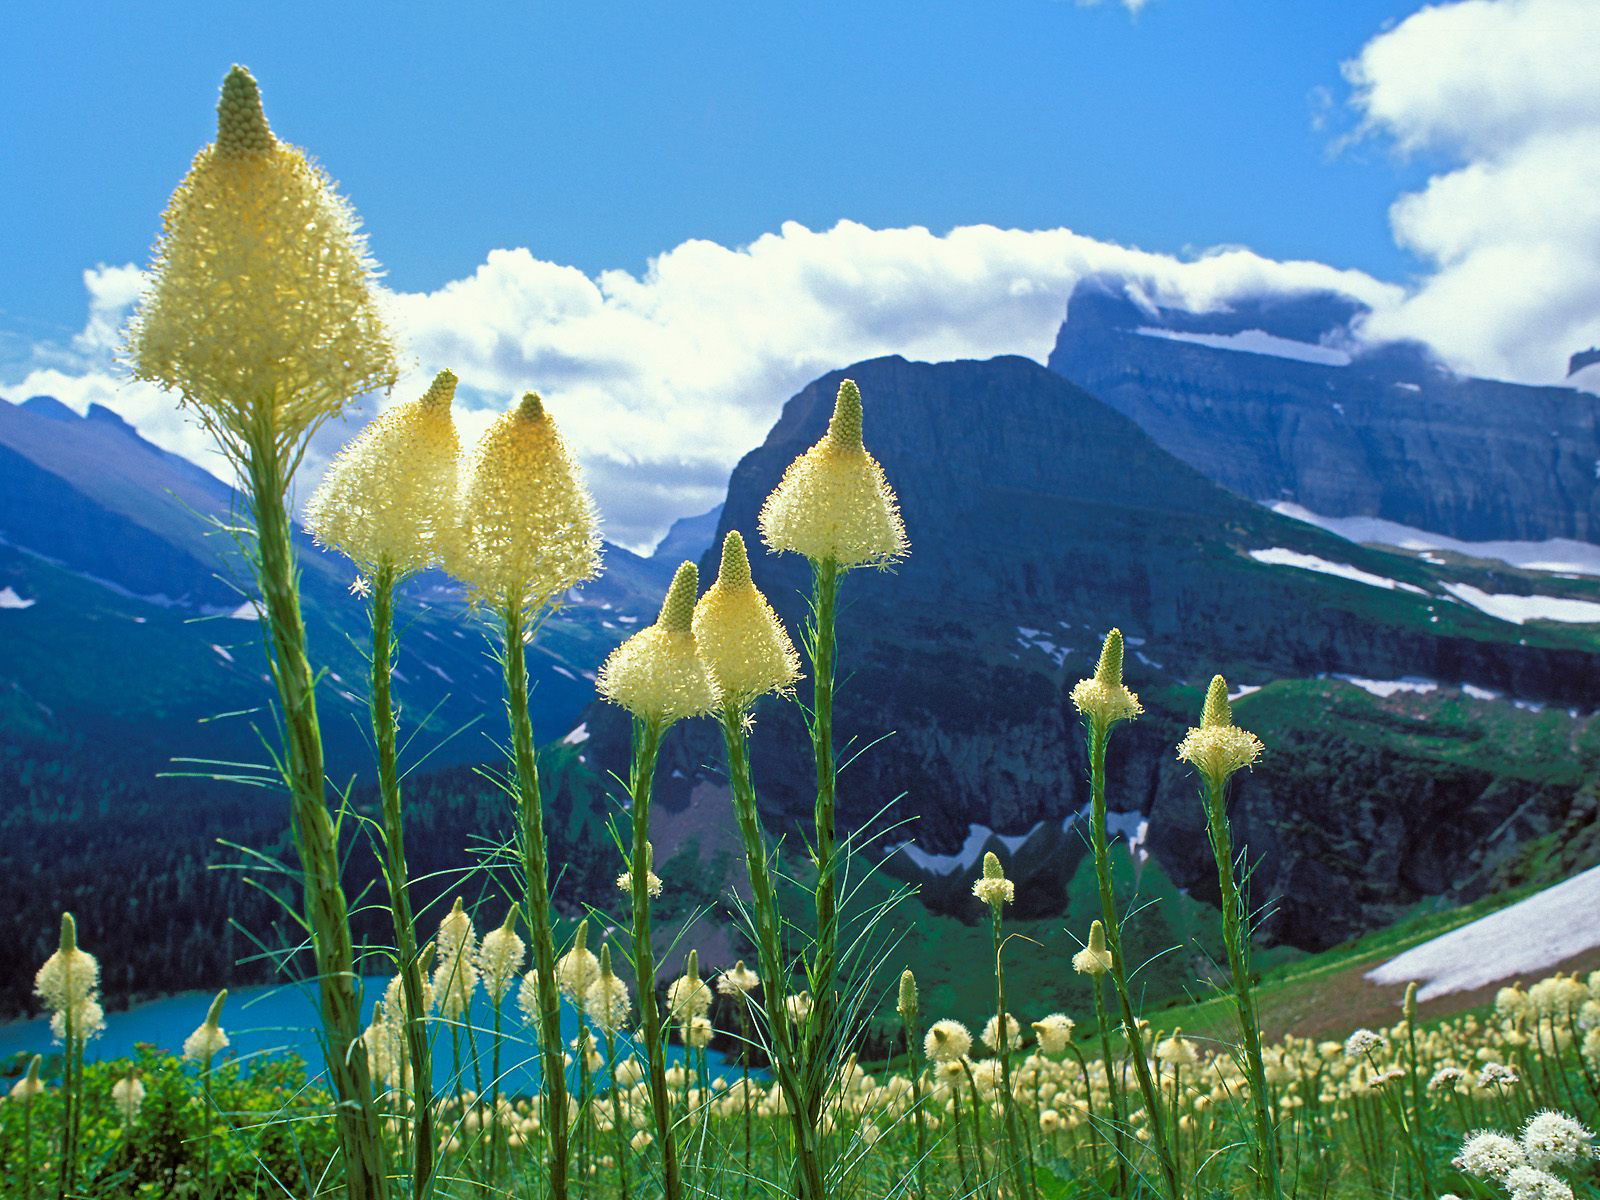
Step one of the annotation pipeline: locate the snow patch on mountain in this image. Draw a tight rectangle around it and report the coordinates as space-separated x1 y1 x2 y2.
1249 547 1425 593
1443 583 1600 626
1367 866 1600 1002
1134 327 1352 366
0 587 35 610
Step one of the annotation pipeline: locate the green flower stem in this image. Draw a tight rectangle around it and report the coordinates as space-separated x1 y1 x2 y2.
1090 975 1128 1193
797 557 842 1199
899 1011 928 1200
1199 774 1282 1200
58 1004 76 1200
626 715 682 1200
1087 718 1182 1200
990 912 1032 1200
1400 1005 1436 1198
603 1027 632 1200
244 435 388 1200
502 599 572 1200
370 561 436 1199
716 704 823 1200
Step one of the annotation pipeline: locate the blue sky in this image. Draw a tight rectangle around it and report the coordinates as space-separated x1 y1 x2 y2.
5 0 1594 548
7 0 1431 336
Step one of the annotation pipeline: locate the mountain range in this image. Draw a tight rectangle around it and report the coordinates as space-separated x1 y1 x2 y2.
3 285 1598 1012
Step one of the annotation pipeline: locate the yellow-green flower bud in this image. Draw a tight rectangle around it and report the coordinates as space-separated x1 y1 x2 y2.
1072 920 1114 976
1071 629 1143 728
758 379 909 568
556 919 600 1002
444 392 602 610
897 969 919 1024
127 66 399 455
10 1055 44 1103
692 531 801 708
972 850 1015 908
305 370 461 576
184 990 231 1063
585 944 633 1034
667 950 713 1022
1177 674 1264 791
598 562 719 724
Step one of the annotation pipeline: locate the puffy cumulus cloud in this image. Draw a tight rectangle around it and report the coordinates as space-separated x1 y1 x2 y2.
386 220 1393 549
1346 0 1600 381
9 230 1393 551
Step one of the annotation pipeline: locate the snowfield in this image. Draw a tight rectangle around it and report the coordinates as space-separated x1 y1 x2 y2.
1248 547 1424 593
1366 866 1600 1001
1443 582 1600 625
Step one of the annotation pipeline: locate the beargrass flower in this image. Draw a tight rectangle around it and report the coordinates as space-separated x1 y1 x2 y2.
1071 630 1142 727
685 1016 715 1050
433 897 479 1020
112 1071 145 1122
1344 1029 1387 1058
758 379 908 568
443 392 601 609
925 1019 973 1064
1504 1166 1574 1200
126 66 398 457
598 562 718 724
667 951 713 1023
1521 1111 1595 1169
692 530 801 707
716 960 761 997
305 369 461 575
1457 1130 1528 1179
1155 1029 1199 1067
36 913 103 1043
1177 675 1264 789
477 908 527 1006
616 842 663 899
555 919 601 1003
10 1055 43 1102
183 990 230 1063
1033 1014 1076 1056
973 851 1015 908
983 1013 1022 1052
585 946 632 1035
897 969 919 1024
1071 920 1114 976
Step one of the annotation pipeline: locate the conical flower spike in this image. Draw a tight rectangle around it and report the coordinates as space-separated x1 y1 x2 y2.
972 850 1015 908
1177 674 1264 791
128 65 399 453
184 990 231 1062
584 944 632 1034
306 369 462 575
1071 628 1143 727
1071 920 1114 976
759 379 909 568
556 919 600 1001
598 562 719 724
445 392 602 609
897 969 919 1023
692 530 802 708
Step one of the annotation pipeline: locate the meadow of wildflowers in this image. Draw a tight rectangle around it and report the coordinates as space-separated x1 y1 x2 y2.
2 65 1598 1200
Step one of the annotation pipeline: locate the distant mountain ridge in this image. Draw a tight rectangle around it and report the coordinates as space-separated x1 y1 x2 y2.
588 354 1600 949
1048 278 1600 546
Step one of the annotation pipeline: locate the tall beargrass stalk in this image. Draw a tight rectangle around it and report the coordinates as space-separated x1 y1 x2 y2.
1074 629 1183 1200
1179 675 1280 1200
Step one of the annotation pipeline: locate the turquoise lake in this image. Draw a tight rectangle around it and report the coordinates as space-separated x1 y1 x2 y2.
0 978 740 1093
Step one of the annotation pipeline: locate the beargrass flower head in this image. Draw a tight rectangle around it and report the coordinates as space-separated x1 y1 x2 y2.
1344 1028 1387 1059
35 912 99 1018
692 530 801 708
1155 1028 1199 1067
584 945 632 1035
1072 920 1114 976
444 392 601 610
716 960 761 997
617 842 663 899
1521 1111 1595 1170
556 919 601 1002
598 561 719 724
433 897 479 1019
1456 1130 1529 1179
982 1012 1022 1052
1504 1166 1574 1200
112 1070 146 1122
785 991 814 1023
477 908 527 1006
685 1015 715 1050
1498 983 1531 1019
183 989 230 1063
1480 1062 1521 1088
1177 675 1264 790
1071 630 1142 728
1033 1013 1076 1056
758 379 908 568
10 1055 44 1102
897 969 918 1024
127 66 398 460
667 950 713 1023
924 1018 973 1063
305 370 461 575
973 851 1015 908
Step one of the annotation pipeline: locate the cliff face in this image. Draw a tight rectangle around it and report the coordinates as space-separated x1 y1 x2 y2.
1047 281 1600 544
597 354 1600 950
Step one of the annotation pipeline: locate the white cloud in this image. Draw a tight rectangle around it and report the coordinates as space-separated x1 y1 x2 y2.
1345 0 1600 380
6 231 1391 551
1075 0 1151 14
